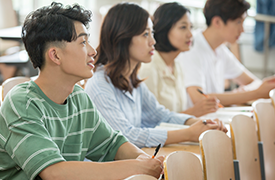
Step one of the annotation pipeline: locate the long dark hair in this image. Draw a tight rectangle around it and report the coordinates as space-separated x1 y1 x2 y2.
94 3 149 93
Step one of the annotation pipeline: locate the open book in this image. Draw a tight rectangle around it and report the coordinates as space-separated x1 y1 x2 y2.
155 122 189 130
199 106 254 124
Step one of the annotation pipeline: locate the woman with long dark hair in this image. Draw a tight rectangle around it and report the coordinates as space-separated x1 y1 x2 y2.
85 2 227 148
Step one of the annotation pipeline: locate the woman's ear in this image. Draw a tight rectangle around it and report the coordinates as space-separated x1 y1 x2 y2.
47 47 61 65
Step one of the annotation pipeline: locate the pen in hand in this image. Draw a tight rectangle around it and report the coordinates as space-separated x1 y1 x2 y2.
152 144 161 158
197 89 224 108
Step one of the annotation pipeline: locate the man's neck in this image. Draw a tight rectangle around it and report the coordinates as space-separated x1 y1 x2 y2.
34 70 77 105
202 28 225 50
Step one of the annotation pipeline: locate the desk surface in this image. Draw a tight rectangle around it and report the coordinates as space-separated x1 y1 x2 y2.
142 143 201 157
0 26 22 41
0 50 29 63
142 124 230 158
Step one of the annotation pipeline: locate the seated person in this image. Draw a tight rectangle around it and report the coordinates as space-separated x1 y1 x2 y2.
85 2 227 149
0 3 164 180
178 0 275 107
139 2 219 117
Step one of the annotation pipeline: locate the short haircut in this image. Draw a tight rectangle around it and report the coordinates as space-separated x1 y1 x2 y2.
153 2 190 52
204 0 250 26
95 3 149 93
22 2 92 69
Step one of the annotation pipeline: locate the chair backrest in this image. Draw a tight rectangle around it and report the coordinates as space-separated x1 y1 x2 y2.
199 130 235 180
269 89 275 107
252 99 275 180
2 76 31 101
164 151 203 180
123 174 157 180
230 114 262 180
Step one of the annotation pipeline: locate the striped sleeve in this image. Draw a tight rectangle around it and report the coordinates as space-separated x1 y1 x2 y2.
2 117 65 179
89 90 168 148
85 107 128 161
140 83 194 126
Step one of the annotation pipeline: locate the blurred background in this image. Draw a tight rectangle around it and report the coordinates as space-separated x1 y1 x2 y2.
0 0 274 85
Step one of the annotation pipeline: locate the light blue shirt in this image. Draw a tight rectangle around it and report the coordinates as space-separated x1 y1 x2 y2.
85 66 194 148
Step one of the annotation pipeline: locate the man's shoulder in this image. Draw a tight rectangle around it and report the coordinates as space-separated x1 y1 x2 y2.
6 81 38 101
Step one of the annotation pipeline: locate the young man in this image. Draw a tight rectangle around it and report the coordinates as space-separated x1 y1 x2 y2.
179 0 275 107
0 2 163 180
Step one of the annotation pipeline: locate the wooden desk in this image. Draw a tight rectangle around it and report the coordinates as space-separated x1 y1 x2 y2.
142 124 230 158
142 143 200 157
0 50 28 63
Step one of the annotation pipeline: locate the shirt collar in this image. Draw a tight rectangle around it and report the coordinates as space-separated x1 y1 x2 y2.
153 51 177 79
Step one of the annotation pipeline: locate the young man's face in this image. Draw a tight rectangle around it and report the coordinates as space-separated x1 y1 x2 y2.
220 13 246 44
58 21 96 81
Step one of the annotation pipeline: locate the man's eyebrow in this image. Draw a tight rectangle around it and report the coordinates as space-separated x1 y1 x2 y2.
77 33 90 38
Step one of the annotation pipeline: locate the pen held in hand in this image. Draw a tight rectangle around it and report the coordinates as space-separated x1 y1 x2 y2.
197 89 224 108
151 144 161 158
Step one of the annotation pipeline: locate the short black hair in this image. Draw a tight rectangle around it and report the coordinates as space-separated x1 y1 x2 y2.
22 2 92 69
204 0 250 26
153 2 190 52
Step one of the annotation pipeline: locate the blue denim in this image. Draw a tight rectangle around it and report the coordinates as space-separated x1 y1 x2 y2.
254 0 275 51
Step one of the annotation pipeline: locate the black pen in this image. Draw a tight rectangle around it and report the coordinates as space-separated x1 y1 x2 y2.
151 144 161 158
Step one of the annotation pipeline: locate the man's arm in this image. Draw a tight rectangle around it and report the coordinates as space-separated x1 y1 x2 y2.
114 142 146 160
39 156 164 180
40 142 164 180
233 70 257 86
187 74 275 106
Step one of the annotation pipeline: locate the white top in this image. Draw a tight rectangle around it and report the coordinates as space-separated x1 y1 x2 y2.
139 51 187 112
177 30 245 106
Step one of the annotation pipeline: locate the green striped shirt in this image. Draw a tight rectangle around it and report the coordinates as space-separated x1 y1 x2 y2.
0 81 128 180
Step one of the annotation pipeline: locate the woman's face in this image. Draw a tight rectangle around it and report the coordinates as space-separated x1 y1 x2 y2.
168 12 193 52
128 18 156 66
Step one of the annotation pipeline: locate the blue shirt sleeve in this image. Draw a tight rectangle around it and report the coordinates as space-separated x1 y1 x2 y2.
85 69 194 148
140 83 194 127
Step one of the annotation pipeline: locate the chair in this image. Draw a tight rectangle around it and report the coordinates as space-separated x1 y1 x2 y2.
2 76 30 101
252 99 275 180
230 114 264 180
199 130 239 180
163 151 203 180
269 89 275 107
123 174 157 180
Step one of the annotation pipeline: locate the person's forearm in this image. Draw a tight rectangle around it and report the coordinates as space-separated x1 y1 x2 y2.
115 142 147 160
39 160 142 180
209 90 260 106
181 107 196 116
165 128 191 145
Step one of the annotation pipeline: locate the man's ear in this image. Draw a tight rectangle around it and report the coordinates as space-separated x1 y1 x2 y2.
47 47 61 65
211 16 224 29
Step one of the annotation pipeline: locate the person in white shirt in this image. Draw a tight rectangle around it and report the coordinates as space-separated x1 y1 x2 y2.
179 0 275 107
139 2 219 117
